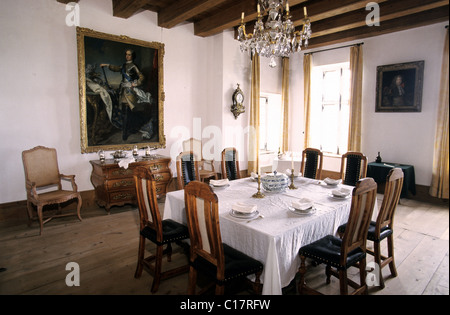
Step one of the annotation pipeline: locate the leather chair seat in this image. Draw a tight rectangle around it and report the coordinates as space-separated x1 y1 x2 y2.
141 219 189 246
337 221 393 242
190 243 263 285
299 235 366 270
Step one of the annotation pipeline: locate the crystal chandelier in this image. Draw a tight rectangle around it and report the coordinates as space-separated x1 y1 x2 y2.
237 0 312 68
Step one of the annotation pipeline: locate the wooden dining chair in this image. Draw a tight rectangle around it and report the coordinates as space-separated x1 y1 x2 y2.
221 147 241 180
176 151 201 189
184 181 264 295
298 177 377 295
182 138 218 182
340 151 368 186
133 166 189 293
22 146 82 235
300 148 323 179
337 168 404 289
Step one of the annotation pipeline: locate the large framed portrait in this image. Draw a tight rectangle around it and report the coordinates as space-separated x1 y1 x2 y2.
375 60 424 112
76 27 165 153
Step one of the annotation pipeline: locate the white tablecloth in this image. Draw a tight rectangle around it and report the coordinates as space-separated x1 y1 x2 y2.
163 176 374 295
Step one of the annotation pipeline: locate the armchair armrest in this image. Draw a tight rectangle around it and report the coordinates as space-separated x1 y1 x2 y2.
202 159 215 172
60 174 79 192
26 179 39 200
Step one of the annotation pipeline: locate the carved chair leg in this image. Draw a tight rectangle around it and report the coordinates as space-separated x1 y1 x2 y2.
297 255 307 294
338 269 348 295
26 201 34 226
187 265 197 295
359 257 368 295
76 196 83 221
37 205 44 236
134 235 145 279
166 242 173 262
151 245 164 293
373 241 385 289
387 234 398 278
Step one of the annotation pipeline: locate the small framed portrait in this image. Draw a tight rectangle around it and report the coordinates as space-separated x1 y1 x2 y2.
76 27 166 153
375 60 424 112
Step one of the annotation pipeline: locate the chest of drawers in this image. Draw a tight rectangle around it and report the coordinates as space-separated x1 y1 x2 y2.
89 155 171 212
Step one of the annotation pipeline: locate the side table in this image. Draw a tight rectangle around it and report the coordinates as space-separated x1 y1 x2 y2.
90 155 172 212
367 162 416 198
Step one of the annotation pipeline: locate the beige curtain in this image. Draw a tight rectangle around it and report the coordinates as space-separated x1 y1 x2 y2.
430 28 449 199
280 57 290 152
348 44 363 152
248 53 261 175
303 53 312 148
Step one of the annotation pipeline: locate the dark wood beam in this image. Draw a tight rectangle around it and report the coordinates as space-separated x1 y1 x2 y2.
112 0 148 19
56 0 79 3
158 0 229 29
311 0 449 38
306 6 449 49
194 0 306 37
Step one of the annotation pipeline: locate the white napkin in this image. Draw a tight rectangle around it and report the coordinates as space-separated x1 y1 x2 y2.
332 188 351 197
232 202 257 213
118 157 136 169
250 172 258 179
210 179 229 186
292 198 313 211
324 177 341 186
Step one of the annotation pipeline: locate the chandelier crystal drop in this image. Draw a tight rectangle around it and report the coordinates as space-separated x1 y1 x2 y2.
238 0 312 68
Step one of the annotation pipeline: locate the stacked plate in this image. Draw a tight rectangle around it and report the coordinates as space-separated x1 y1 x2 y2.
209 179 230 189
331 188 351 199
230 202 259 219
323 177 341 186
289 198 316 216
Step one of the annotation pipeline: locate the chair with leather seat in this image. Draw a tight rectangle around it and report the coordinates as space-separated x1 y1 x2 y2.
133 166 189 293
184 181 263 295
337 167 404 289
221 147 241 180
298 177 377 295
22 146 82 235
182 138 218 182
176 151 201 189
340 151 368 186
300 148 323 179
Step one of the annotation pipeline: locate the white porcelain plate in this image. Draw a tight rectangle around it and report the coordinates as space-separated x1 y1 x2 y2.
230 210 259 219
288 206 316 216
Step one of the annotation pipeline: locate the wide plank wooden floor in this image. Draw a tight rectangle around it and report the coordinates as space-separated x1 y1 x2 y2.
0 195 448 295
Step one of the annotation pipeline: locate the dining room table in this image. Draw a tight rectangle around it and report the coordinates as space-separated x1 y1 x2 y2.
163 175 377 295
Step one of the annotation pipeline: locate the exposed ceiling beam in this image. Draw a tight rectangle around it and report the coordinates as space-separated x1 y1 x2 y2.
158 0 229 29
194 0 307 37
56 0 79 3
305 6 449 49
112 0 148 19
311 0 448 38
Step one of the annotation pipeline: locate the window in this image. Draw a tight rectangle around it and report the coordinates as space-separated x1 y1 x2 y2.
259 93 282 153
310 62 350 155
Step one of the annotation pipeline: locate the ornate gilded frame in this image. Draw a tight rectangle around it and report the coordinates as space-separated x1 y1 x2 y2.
77 27 166 153
375 60 424 112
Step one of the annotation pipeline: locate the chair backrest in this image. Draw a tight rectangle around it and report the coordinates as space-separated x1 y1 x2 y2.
375 168 404 233
134 166 163 240
340 177 377 264
221 147 241 180
300 148 323 179
176 151 200 189
22 146 61 189
184 181 224 278
340 151 368 186
182 138 203 161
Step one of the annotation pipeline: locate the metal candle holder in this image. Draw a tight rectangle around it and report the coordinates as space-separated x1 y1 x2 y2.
288 168 297 190
252 174 265 198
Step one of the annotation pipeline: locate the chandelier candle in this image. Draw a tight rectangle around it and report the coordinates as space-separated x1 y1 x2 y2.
238 0 312 67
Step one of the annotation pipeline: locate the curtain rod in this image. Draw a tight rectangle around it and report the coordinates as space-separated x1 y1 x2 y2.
304 42 364 55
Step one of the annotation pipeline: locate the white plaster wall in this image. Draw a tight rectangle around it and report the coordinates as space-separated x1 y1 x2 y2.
0 0 447 204
0 0 209 203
